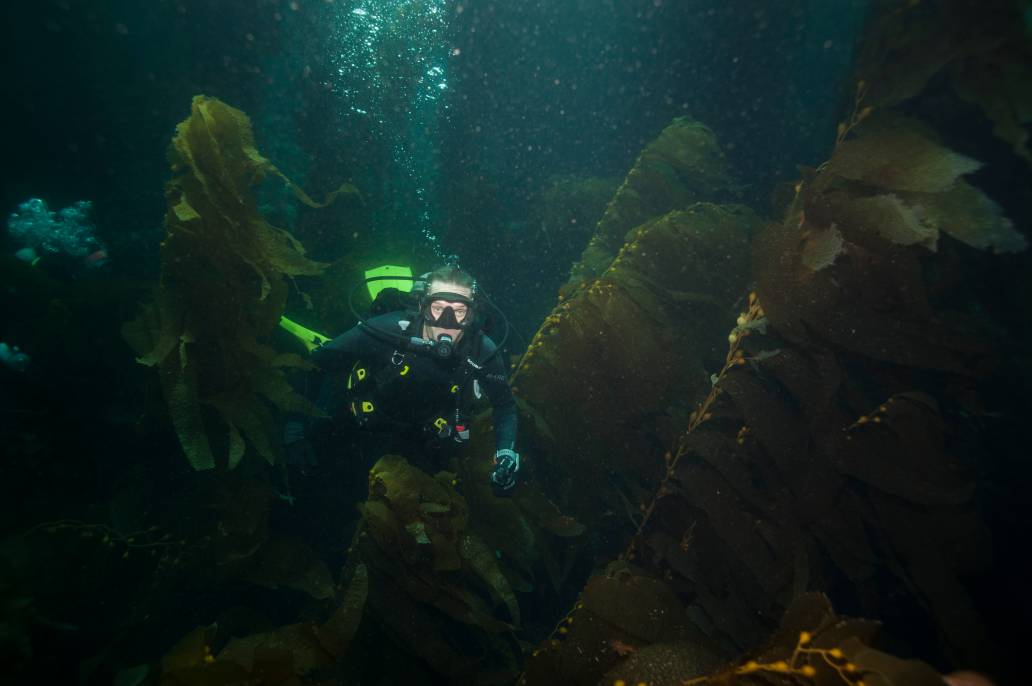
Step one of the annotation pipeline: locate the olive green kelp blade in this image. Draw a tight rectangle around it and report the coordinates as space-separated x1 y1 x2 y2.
124 95 346 470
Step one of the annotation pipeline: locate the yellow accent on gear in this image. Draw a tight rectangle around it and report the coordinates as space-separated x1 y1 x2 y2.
361 401 375 413
433 417 448 431
278 316 330 353
400 364 410 376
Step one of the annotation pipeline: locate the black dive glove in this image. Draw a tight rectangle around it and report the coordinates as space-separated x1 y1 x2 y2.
490 448 520 495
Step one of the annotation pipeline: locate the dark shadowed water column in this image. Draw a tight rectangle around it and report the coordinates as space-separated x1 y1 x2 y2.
324 0 453 259
439 0 867 338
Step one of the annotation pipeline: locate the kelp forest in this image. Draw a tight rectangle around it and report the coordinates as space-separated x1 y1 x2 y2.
1 2 1030 686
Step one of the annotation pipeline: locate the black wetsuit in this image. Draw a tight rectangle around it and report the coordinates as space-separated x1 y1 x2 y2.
288 310 517 465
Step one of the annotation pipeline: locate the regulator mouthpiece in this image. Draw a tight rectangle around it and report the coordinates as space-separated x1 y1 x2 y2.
434 333 454 359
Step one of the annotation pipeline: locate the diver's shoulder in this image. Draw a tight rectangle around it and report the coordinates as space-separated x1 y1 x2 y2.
364 310 418 332
477 331 500 356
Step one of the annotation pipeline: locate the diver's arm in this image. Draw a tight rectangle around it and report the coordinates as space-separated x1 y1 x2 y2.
310 323 376 371
284 319 383 459
310 312 413 370
481 345 520 493
479 338 518 451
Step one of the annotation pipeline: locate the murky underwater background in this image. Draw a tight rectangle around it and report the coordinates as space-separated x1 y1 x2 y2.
1 1 1030 684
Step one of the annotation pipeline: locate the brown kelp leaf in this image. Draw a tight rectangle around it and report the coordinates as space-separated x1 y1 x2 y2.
851 1 1004 110
423 580 515 634
120 302 158 361
514 205 753 520
237 336 313 371
756 595 879 665
581 562 689 644
365 455 468 571
244 535 335 601
158 661 252 686
715 359 844 522
251 368 324 417
461 470 540 581
240 136 362 210
225 422 246 471
358 499 419 568
316 562 368 657
800 224 846 270
516 488 586 538
563 117 735 293
680 430 770 515
673 464 791 597
951 43 1032 162
209 394 280 467
601 641 724 686
757 592 836 655
253 221 326 280
521 600 633 686
736 596 880 686
161 356 215 471
121 288 185 368
841 637 945 686
833 193 938 251
363 573 485 681
837 393 975 506
903 179 1026 254
755 218 991 376
808 490 879 585
160 623 218 673
822 119 981 193
125 95 340 471
207 479 273 570
459 533 521 626
217 622 333 677
719 370 807 482
813 175 1023 256
759 346 843 431
870 493 987 658
513 396 556 443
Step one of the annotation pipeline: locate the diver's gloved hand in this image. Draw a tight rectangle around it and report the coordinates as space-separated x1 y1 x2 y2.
490 448 520 495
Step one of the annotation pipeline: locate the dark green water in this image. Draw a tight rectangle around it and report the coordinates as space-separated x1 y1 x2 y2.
1 2 1028 685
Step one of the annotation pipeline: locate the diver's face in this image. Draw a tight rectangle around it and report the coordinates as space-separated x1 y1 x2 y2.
424 281 473 343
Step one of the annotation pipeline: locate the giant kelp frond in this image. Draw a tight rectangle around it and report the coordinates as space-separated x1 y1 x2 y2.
124 95 344 470
811 116 1026 256
906 178 1027 254
951 43 1032 162
675 593 944 686
853 0 1032 164
562 117 736 296
820 118 981 194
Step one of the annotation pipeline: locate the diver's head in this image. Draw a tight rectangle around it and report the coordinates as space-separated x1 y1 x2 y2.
421 265 477 354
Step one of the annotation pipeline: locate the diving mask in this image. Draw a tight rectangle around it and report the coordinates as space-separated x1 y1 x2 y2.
422 292 475 330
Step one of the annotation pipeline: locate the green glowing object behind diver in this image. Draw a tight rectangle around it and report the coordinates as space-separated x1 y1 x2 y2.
278 264 414 352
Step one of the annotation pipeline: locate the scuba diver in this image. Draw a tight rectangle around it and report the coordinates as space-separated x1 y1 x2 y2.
281 264 520 495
